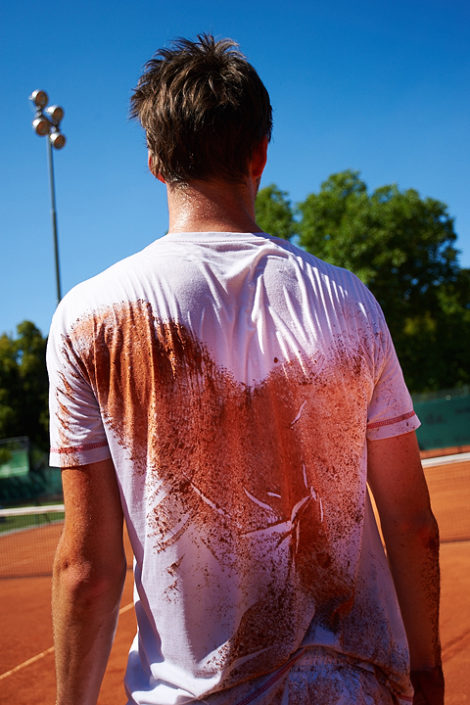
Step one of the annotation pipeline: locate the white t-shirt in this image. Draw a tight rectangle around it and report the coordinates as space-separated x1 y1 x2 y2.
48 232 419 705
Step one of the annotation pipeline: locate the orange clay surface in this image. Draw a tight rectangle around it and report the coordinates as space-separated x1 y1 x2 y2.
0 457 469 705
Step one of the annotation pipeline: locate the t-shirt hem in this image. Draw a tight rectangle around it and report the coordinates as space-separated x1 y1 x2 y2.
49 441 111 468
366 411 420 441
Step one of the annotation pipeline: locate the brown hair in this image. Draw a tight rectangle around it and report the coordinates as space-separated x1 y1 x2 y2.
130 34 272 184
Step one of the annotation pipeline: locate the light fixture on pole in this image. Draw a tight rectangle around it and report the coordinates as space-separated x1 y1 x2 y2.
29 89 66 304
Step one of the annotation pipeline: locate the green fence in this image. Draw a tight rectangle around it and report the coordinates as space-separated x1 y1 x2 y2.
0 467 63 504
413 387 470 451
0 436 62 504
0 437 29 478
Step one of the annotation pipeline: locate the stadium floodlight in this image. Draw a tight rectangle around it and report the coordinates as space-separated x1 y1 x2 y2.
32 116 51 137
50 130 66 150
29 90 66 150
30 89 48 108
29 89 67 304
45 104 65 126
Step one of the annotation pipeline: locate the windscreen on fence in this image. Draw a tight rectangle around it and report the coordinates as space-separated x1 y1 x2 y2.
414 386 470 451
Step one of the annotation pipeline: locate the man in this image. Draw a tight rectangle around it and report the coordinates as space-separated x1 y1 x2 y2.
48 34 443 705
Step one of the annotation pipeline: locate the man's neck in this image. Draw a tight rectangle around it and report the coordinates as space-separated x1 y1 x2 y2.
166 178 262 234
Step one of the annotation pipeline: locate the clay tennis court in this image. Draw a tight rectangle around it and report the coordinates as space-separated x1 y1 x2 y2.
1 455 469 704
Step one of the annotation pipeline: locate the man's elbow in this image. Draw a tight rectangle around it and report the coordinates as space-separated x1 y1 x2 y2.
415 511 440 551
53 551 127 610
389 508 440 551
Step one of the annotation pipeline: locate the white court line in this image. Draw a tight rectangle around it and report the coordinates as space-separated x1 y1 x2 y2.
0 646 55 681
422 452 470 468
0 602 134 681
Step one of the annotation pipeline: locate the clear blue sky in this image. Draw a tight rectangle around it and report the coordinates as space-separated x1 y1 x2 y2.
1 0 469 337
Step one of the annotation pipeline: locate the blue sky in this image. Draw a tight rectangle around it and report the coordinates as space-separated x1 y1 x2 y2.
1 0 469 337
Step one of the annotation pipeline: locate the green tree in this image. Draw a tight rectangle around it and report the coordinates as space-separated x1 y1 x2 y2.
422 267 470 388
255 184 296 240
0 322 49 450
0 332 20 439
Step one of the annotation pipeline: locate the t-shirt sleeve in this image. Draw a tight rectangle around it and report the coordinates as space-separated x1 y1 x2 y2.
47 307 111 468
366 307 420 441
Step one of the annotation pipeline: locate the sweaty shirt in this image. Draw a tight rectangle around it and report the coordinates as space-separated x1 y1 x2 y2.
48 232 419 705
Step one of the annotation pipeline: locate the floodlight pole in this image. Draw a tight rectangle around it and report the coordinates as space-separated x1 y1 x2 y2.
47 136 62 303
29 90 66 306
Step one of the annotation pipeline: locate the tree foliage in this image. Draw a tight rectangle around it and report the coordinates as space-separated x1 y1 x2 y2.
0 322 49 450
257 172 469 392
255 184 296 240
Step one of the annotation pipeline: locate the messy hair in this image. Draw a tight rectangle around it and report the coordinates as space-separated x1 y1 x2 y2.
130 34 272 184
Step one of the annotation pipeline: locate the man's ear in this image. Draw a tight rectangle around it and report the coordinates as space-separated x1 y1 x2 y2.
148 151 165 183
250 136 268 181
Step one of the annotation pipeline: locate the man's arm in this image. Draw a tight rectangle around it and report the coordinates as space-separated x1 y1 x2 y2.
52 458 127 705
367 430 444 705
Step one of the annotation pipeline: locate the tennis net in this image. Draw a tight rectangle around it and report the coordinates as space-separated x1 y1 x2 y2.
0 505 64 578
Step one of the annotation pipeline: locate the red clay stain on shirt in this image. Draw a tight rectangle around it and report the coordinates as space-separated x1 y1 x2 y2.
60 299 383 678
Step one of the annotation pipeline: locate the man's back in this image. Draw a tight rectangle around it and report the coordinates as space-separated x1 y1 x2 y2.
48 231 418 703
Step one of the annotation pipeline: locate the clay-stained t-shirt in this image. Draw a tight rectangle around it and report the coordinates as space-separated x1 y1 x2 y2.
47 232 419 705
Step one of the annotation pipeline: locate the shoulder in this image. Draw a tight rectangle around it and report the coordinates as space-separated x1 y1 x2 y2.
268 235 365 285
49 238 166 338
268 235 383 320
